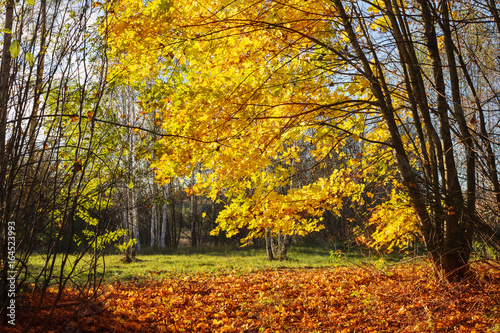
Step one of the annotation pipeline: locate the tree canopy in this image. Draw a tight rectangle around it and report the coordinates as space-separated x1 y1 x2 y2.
106 0 500 280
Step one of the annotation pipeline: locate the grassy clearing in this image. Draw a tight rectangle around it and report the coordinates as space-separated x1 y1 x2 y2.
24 243 414 285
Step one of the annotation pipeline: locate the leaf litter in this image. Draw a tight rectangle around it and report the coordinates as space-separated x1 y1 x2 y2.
5 263 500 332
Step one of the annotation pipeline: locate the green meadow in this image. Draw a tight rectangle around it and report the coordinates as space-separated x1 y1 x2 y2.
24 243 414 285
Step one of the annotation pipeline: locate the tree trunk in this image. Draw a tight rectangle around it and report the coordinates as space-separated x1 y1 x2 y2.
441 0 475 271
171 193 177 247
151 198 157 249
190 172 197 247
275 232 289 260
190 194 197 247
265 229 275 260
132 189 140 251
127 189 135 259
0 0 14 323
333 0 472 281
161 199 168 248
417 0 470 279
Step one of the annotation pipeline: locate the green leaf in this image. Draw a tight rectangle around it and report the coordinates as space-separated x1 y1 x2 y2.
26 0 35 5
159 0 172 11
26 52 35 66
10 40 20 58
271 86 281 97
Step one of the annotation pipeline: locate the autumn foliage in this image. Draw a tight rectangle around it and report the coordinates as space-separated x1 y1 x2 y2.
102 0 500 280
6 264 500 332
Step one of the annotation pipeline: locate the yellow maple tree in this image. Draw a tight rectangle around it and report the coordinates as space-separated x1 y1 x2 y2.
104 0 500 279
105 0 378 242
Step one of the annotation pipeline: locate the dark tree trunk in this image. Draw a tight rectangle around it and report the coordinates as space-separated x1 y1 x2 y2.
0 0 14 323
265 229 274 260
333 0 477 281
190 194 197 247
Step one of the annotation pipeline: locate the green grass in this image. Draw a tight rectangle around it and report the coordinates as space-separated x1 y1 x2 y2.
24 243 414 286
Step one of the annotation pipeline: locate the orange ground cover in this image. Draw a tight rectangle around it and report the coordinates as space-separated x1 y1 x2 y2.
4 264 500 332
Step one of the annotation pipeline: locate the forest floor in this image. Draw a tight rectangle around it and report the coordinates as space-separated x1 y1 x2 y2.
5 247 500 332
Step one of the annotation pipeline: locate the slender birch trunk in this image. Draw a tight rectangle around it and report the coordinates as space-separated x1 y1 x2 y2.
151 199 156 249
161 184 169 248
